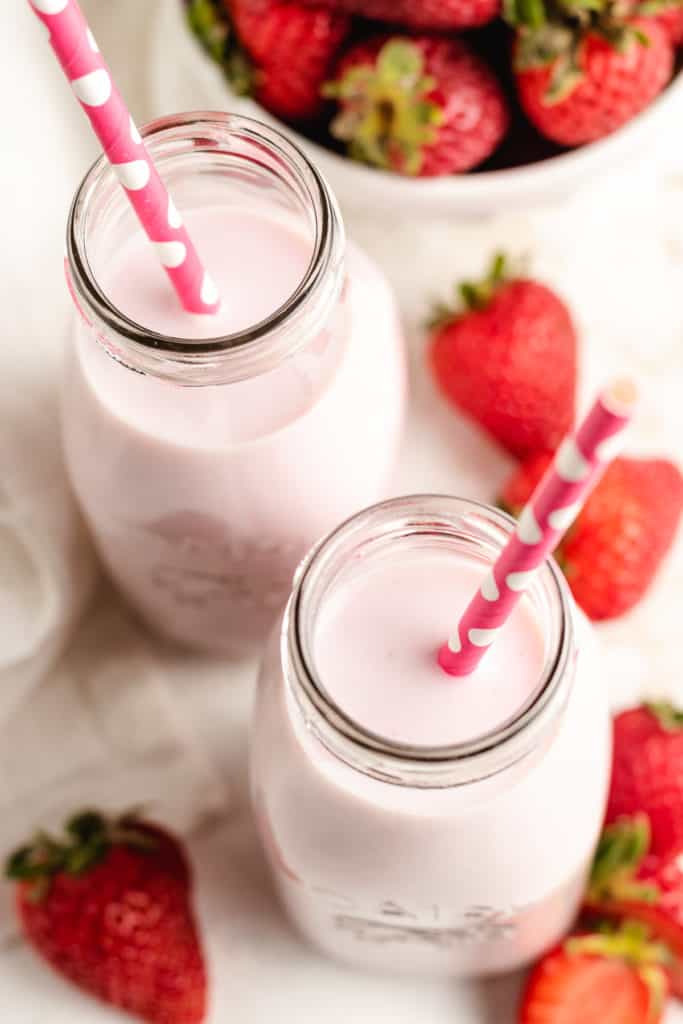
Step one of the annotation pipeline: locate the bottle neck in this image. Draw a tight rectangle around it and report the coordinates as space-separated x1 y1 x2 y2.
284 495 576 789
66 112 346 386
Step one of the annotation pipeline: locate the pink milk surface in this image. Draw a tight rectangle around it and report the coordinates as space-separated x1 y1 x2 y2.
63 204 406 652
102 206 312 339
314 551 546 748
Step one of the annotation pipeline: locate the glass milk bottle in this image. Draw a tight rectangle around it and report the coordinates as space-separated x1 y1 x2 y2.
63 113 406 654
251 496 610 975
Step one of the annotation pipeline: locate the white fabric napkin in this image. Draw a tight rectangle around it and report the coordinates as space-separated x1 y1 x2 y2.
0 324 101 718
0 0 228 943
0 593 227 945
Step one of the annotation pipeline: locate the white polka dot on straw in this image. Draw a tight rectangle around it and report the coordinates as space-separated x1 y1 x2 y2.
129 115 141 144
446 632 462 654
31 0 68 12
505 570 535 592
480 574 499 602
153 241 187 269
547 502 581 531
201 273 220 306
595 431 627 463
167 198 182 229
113 160 151 191
26 0 221 315
468 628 499 648
555 438 591 483
439 380 637 677
72 69 111 107
517 507 542 546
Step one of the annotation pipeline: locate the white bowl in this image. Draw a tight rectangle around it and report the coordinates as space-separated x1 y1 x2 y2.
148 0 683 218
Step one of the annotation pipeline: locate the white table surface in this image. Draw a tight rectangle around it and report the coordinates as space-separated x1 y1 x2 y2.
1 1 682 1021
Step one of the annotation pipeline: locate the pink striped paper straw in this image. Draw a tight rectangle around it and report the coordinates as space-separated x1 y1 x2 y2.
28 0 220 315
439 380 637 677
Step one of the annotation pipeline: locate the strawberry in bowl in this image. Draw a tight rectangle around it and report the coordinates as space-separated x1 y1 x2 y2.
161 0 683 214
226 0 351 120
509 0 675 146
323 36 510 175
301 0 502 30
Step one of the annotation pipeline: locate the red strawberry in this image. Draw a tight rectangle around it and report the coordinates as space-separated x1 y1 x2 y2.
654 2 683 44
6 810 206 1024
429 253 576 456
500 451 555 507
500 455 683 620
606 704 683 861
519 920 670 1023
301 0 500 29
227 0 350 119
585 816 683 996
625 0 683 45
324 36 509 176
512 12 673 147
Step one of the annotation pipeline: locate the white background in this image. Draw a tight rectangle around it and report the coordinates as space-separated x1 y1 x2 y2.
1 0 682 1020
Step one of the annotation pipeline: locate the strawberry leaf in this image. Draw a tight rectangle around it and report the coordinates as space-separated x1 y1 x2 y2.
428 252 526 329
646 701 683 732
64 837 108 876
515 23 577 69
589 816 660 903
187 0 229 62
567 919 670 964
519 0 549 27
66 811 107 844
5 808 158 897
325 40 443 176
638 963 670 1022
459 252 514 310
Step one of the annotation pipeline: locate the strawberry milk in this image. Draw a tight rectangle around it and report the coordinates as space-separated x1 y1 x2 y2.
62 114 406 653
251 496 611 975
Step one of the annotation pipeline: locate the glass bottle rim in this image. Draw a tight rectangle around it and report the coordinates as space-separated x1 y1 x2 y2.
66 111 342 367
285 494 576 788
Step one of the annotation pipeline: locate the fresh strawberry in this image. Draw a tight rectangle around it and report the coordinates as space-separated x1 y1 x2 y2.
500 451 553 508
323 36 509 176
519 920 670 1023
653 2 683 44
508 0 674 147
585 816 683 997
429 253 576 456
626 0 683 45
301 0 500 29
226 0 350 119
606 704 683 860
6 810 207 1024
500 455 683 619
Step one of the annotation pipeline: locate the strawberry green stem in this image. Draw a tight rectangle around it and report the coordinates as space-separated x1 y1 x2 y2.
428 251 516 329
566 919 670 966
588 816 660 904
6 810 156 900
324 40 443 176
646 701 683 731
509 0 652 100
